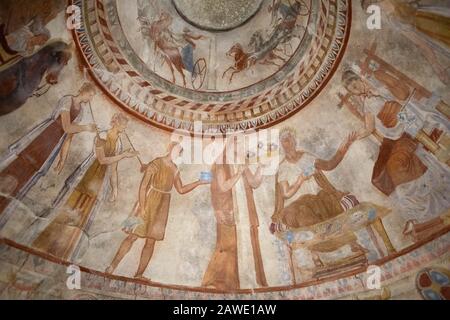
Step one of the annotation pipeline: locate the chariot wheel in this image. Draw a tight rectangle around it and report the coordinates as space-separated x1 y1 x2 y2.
191 58 207 90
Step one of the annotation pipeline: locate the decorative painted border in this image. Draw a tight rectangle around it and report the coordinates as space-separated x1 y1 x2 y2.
72 0 352 133
0 226 448 297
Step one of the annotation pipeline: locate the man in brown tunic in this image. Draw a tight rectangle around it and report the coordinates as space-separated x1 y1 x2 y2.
106 142 209 279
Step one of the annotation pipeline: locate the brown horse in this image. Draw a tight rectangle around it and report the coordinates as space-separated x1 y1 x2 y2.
222 40 286 84
222 0 307 84
222 44 257 84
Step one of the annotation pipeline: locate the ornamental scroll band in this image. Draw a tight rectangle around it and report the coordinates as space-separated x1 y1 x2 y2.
72 0 351 133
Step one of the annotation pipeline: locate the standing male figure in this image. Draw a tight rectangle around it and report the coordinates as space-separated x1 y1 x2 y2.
106 141 209 279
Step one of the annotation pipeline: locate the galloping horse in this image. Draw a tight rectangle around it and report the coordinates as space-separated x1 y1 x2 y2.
223 0 307 84
0 41 72 116
269 0 309 25
222 44 254 84
222 27 289 84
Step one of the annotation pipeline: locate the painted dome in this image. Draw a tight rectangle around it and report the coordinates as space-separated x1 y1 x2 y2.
74 0 350 132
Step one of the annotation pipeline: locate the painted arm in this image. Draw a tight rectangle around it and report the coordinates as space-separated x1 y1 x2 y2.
138 167 153 214
315 132 357 171
109 162 119 202
61 111 96 134
174 172 207 195
55 135 73 174
244 166 263 189
95 145 137 166
185 33 204 41
56 110 96 174
357 112 376 140
217 166 243 193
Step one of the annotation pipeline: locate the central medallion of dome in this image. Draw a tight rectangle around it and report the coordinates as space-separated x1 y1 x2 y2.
172 0 263 31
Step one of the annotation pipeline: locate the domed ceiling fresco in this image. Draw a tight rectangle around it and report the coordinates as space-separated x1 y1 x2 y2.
75 0 350 132
0 0 449 300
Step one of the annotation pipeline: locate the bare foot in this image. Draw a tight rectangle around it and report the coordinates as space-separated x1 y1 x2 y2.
437 69 450 85
105 266 115 274
134 274 151 282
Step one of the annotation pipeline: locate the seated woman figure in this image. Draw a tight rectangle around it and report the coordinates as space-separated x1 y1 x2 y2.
272 128 357 229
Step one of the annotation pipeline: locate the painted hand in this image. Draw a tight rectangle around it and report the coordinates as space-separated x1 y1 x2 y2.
87 124 98 133
340 131 358 152
296 173 311 185
124 149 139 158
237 165 246 176
198 179 211 186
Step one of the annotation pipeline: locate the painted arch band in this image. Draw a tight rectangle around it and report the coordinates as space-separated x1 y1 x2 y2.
73 0 351 133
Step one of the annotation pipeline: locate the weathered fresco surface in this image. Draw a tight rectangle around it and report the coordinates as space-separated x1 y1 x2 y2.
0 0 449 300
